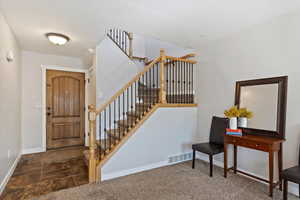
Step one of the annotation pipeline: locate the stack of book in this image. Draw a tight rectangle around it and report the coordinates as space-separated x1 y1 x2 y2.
226 129 242 136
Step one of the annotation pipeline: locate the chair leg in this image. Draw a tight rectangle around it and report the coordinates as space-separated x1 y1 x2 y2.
283 179 288 200
192 150 195 169
209 155 213 177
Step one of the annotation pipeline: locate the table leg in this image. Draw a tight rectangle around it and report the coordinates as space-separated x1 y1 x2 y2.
234 145 237 174
224 143 228 178
192 150 195 169
269 151 274 197
278 144 283 191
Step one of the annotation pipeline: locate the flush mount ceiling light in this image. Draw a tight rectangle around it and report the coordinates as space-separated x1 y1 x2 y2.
46 33 70 46
88 48 95 54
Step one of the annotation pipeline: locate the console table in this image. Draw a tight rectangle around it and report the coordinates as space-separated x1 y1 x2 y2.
224 134 285 197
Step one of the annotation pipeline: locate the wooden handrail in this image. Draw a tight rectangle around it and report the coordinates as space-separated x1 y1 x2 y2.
165 53 196 66
148 54 197 66
95 56 162 115
180 53 196 59
132 56 148 63
165 56 197 64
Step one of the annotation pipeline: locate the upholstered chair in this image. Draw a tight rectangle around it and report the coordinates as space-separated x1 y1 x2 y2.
192 116 229 177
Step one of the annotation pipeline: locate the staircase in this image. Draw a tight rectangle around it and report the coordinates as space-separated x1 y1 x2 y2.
85 29 197 183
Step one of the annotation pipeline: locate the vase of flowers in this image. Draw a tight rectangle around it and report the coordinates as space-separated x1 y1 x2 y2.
238 108 253 128
224 106 240 129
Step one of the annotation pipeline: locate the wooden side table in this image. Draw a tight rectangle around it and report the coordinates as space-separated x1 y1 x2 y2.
224 134 285 197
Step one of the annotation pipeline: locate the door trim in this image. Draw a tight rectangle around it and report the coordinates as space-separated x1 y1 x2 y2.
42 65 89 152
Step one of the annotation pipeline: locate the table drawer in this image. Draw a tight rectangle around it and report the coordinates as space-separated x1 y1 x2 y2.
239 140 268 151
225 136 240 144
225 136 269 152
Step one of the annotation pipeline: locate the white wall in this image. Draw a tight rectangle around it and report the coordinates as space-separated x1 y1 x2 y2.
131 33 147 68
145 37 195 60
0 12 22 194
21 51 85 153
196 10 300 194
101 107 197 180
96 38 142 107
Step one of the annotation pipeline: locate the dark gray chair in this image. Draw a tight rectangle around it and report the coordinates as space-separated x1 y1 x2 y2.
282 146 300 200
192 116 229 177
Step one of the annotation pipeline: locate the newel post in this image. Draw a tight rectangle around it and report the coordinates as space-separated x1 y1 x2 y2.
88 105 98 183
159 49 167 104
128 32 133 59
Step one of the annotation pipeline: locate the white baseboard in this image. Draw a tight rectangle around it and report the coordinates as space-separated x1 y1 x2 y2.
101 158 193 181
196 153 299 197
102 161 168 181
22 147 45 155
0 154 21 195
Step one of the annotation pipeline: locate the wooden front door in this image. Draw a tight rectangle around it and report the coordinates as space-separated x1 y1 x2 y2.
46 70 85 149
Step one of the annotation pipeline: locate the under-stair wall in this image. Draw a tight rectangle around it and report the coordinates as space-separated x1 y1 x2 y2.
101 107 197 180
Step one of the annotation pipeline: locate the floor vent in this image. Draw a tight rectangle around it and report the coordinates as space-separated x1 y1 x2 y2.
168 152 192 164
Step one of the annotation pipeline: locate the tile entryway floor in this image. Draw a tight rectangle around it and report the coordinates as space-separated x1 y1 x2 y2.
0 146 88 200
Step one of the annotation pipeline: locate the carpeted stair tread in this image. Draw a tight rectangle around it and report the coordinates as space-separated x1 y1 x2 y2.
127 110 144 119
106 129 124 140
117 119 134 128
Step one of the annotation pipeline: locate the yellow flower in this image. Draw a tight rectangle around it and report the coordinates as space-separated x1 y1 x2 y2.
239 107 253 119
224 106 240 118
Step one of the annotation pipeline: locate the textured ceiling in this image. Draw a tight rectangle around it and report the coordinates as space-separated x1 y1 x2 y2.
1 0 300 65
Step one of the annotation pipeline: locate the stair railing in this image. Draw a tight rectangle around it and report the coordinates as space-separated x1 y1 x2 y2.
88 49 197 182
107 28 133 58
164 55 196 104
107 28 150 63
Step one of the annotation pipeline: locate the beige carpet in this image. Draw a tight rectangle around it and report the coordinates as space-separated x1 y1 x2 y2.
33 160 298 200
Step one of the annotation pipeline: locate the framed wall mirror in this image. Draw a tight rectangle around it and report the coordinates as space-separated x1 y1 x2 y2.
235 76 288 139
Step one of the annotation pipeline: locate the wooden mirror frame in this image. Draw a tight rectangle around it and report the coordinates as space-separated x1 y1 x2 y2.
235 76 288 139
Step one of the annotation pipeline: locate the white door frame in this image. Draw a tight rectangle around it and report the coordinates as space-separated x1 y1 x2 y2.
41 65 89 152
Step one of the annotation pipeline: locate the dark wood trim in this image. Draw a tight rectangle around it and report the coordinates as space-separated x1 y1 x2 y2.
235 76 288 139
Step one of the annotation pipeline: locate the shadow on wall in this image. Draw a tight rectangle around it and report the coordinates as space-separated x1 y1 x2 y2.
182 142 194 151
284 123 300 168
